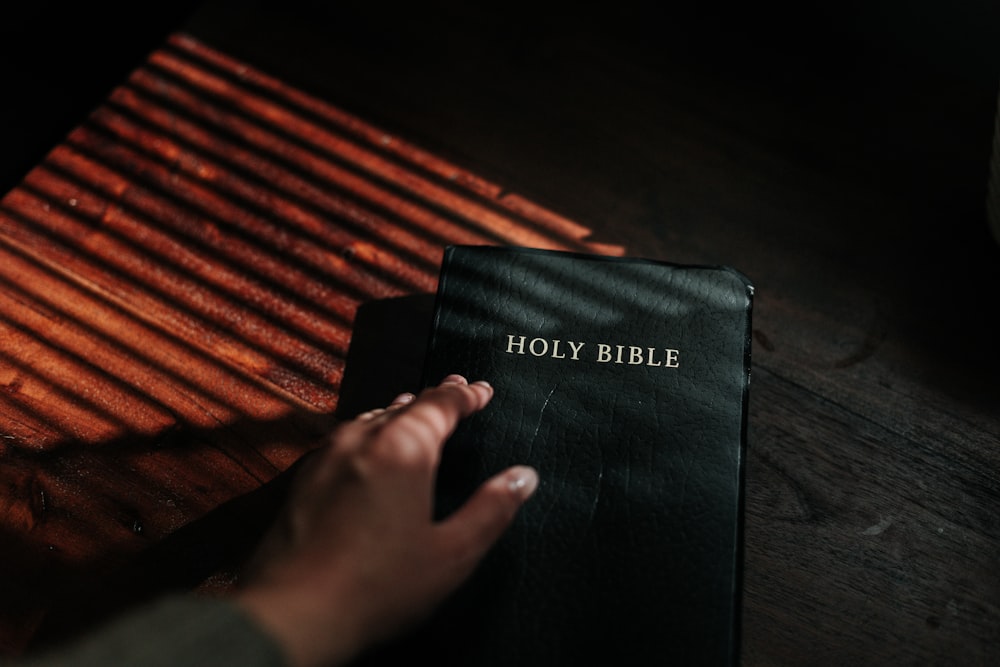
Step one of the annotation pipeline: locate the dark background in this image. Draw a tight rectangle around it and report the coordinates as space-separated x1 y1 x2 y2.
3 2 999 310
3 2 999 203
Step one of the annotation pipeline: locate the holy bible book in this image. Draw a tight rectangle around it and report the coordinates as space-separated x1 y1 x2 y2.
358 244 753 666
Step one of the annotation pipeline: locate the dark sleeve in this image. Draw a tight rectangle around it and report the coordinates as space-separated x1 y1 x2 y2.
13 595 288 667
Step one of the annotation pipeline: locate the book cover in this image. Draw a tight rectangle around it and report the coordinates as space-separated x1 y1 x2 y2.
363 244 753 666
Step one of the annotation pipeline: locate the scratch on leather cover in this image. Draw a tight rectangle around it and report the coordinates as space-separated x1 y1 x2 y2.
361 244 753 667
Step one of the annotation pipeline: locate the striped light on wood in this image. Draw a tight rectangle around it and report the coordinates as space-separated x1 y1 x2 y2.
0 33 622 655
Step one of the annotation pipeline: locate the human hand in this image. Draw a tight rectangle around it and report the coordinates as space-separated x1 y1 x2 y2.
235 374 539 667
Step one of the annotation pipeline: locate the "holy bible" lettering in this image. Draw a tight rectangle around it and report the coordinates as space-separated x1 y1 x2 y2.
504 334 680 368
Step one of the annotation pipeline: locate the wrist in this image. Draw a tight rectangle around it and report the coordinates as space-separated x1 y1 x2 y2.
235 579 362 667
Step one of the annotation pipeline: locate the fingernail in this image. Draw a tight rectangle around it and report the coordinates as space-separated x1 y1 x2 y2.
471 380 491 389
507 466 539 500
391 392 415 405
441 374 467 385
357 408 385 421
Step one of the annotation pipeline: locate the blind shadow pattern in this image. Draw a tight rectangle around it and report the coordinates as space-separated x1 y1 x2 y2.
0 33 622 655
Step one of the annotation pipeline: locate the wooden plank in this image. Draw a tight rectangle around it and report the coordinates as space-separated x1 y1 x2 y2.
745 367 999 664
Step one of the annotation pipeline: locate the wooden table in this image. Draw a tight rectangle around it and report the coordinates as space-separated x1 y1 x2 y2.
2 2 999 664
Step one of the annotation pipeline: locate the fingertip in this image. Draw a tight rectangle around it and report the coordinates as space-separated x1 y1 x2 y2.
355 407 386 422
437 465 539 572
431 375 493 411
504 465 539 502
389 392 415 407
468 379 494 403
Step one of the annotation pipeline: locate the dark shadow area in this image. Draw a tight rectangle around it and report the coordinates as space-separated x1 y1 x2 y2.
0 1 205 194
336 294 437 419
27 465 295 650
6 407 333 654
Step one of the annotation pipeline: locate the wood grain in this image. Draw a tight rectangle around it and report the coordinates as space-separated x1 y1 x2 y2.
0 33 622 655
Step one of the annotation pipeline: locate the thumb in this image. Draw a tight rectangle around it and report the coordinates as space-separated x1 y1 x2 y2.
435 465 539 575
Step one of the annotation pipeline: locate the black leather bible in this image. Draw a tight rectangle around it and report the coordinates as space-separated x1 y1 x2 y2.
364 244 753 666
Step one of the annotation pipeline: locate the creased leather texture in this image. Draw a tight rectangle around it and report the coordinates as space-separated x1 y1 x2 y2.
353 245 753 667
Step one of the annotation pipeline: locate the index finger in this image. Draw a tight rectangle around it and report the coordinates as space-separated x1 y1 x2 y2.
377 375 493 459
